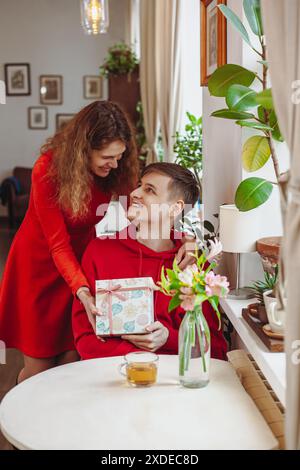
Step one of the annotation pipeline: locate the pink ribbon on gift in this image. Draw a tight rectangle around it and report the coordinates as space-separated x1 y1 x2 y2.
96 280 152 335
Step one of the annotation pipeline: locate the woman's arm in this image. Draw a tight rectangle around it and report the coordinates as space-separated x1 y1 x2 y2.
32 156 90 295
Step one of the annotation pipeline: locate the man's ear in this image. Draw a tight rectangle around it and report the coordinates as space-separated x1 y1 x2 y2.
170 200 184 218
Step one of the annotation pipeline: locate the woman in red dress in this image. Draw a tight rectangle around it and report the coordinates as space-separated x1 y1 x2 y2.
0 101 139 382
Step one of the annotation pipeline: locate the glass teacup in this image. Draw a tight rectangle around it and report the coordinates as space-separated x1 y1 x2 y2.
119 352 158 387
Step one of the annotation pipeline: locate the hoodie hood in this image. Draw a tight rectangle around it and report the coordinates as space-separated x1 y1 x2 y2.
97 224 183 281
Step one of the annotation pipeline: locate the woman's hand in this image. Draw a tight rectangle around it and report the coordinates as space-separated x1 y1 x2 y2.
76 288 105 342
176 235 197 270
121 321 169 352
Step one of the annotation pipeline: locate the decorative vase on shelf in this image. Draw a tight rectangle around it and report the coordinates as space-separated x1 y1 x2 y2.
178 304 211 389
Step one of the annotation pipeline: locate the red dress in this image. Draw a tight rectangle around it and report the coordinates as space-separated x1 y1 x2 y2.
0 152 111 358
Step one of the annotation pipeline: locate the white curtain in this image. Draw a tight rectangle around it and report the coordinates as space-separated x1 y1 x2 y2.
155 0 184 162
261 0 300 450
139 0 184 163
140 0 159 163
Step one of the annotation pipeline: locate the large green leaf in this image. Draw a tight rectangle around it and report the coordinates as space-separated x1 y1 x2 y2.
226 85 257 111
256 89 274 109
236 120 273 131
243 0 263 36
208 64 256 97
211 109 254 120
235 177 273 211
269 110 284 142
242 136 271 172
218 4 251 46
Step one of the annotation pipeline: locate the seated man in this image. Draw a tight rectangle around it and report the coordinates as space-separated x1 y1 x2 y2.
72 162 227 360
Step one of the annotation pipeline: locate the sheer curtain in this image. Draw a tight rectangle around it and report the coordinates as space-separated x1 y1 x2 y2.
140 0 159 163
261 0 300 450
155 0 184 161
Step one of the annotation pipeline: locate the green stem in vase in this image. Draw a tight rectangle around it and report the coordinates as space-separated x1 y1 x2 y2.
179 329 189 375
195 308 207 373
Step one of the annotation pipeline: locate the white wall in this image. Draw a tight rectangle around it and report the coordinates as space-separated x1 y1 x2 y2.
0 0 127 214
202 0 290 286
202 0 243 286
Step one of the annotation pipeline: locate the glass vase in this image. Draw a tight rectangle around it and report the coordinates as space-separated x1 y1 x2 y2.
178 304 211 388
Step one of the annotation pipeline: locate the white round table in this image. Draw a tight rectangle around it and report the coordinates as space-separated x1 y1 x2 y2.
0 355 277 450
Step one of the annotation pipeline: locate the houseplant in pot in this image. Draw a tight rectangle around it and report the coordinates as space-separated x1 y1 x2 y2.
247 264 278 323
207 0 288 274
173 112 203 201
100 42 140 124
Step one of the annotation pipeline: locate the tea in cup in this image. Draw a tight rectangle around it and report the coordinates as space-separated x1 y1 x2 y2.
119 352 158 387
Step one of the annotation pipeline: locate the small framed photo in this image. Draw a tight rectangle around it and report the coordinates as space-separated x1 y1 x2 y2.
40 75 63 104
56 114 74 131
4 63 31 96
201 0 227 86
83 75 103 99
28 107 48 130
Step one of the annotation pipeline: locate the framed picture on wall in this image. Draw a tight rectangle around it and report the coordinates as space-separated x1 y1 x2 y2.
4 63 31 96
56 114 74 131
200 0 227 86
83 76 103 99
40 75 63 104
28 107 48 130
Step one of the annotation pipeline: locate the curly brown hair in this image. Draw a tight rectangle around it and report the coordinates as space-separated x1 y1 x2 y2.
41 101 139 218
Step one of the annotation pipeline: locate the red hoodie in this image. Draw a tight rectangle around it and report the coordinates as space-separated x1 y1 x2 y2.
72 228 227 360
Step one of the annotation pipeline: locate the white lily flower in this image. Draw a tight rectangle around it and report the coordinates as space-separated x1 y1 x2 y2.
207 238 223 262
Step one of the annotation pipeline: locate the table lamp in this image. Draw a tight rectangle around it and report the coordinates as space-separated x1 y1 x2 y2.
219 204 260 300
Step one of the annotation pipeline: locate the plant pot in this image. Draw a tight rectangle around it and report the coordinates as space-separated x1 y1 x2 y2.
263 289 285 334
256 237 281 274
257 304 268 324
108 67 140 126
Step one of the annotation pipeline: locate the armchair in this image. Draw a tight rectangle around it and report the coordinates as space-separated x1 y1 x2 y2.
0 167 32 228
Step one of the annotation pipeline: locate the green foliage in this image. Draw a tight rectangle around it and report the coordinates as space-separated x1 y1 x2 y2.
208 64 256 97
242 136 271 172
247 265 279 304
235 177 273 211
226 85 257 111
100 42 138 77
173 112 202 175
208 0 284 212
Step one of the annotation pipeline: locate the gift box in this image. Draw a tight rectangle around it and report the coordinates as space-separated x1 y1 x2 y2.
95 277 155 336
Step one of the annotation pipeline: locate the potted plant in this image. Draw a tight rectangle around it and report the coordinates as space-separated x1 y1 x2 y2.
247 265 278 323
207 0 287 271
100 42 140 125
173 112 203 201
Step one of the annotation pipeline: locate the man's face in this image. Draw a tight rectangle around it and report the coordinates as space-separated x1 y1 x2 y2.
127 172 184 229
90 140 126 178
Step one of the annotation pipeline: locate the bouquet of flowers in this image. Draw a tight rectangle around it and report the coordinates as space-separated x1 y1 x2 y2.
158 239 229 386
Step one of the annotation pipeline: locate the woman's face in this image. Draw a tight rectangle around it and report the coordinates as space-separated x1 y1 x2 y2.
90 140 126 178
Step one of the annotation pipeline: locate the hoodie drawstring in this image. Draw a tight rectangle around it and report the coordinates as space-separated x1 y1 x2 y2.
138 245 165 322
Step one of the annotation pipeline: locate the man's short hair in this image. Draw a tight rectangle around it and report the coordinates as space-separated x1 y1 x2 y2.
141 162 199 206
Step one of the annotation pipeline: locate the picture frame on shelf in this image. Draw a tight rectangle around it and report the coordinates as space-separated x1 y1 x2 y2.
28 107 48 130
200 0 227 86
56 114 74 131
40 75 63 105
83 75 103 99
4 63 31 96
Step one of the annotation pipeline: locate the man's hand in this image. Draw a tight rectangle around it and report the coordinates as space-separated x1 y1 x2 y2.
121 321 169 352
176 235 197 270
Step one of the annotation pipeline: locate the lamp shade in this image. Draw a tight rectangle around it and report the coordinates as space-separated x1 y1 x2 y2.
219 204 260 253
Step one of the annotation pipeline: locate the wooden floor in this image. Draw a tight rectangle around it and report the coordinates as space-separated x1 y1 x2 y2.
0 222 24 450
